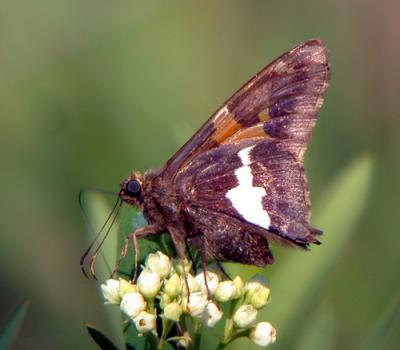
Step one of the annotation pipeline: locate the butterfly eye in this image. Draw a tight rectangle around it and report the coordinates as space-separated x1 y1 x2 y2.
125 179 141 197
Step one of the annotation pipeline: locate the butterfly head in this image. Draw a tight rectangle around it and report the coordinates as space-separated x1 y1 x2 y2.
119 171 144 207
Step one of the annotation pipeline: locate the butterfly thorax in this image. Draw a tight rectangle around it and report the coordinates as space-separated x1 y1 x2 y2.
120 168 187 237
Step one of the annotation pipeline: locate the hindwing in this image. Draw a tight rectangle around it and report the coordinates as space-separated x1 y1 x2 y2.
176 139 321 247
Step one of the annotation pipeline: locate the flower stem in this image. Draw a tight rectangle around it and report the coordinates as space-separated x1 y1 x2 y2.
192 319 202 350
222 317 234 344
158 319 173 350
216 298 240 350
215 342 227 350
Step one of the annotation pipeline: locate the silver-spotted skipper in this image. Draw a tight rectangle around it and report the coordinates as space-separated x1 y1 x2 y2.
84 39 329 276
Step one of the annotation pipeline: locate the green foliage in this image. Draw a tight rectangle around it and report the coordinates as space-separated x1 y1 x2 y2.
0 300 29 350
358 296 400 350
86 324 119 350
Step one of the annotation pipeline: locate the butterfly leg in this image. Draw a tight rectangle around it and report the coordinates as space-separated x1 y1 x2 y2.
215 261 231 280
184 237 197 275
168 226 191 301
111 224 162 281
199 255 216 299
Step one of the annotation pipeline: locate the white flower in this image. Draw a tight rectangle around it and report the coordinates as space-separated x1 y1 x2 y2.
245 275 270 309
182 274 200 295
120 292 146 318
233 304 257 329
101 279 121 304
163 302 182 322
182 291 208 317
164 273 181 298
118 278 136 297
215 281 238 302
137 269 161 299
201 301 223 327
249 322 276 347
146 251 171 279
195 271 219 295
134 311 156 333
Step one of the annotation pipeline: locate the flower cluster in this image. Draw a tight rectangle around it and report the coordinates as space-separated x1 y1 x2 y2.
101 251 276 348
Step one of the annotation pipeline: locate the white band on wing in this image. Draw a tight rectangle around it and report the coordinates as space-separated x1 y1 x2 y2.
226 146 271 229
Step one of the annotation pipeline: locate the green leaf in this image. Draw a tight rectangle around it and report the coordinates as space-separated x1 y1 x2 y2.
117 206 144 279
294 302 335 350
117 207 148 350
358 296 400 350
0 300 29 350
265 156 373 349
117 206 172 279
86 324 119 350
83 193 124 349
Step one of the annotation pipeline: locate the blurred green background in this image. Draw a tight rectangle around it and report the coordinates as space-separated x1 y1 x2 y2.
1 0 399 349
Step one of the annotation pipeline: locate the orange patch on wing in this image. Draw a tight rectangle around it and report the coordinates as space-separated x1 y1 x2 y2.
212 115 241 143
223 123 268 144
258 109 271 122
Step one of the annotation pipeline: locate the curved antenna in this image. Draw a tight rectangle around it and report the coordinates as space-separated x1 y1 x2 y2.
78 187 120 278
88 199 123 279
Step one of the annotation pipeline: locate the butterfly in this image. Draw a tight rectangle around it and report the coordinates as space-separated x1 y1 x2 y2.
114 39 329 274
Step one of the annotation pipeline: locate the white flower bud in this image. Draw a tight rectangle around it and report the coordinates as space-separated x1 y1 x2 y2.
164 273 181 299
146 251 171 279
120 292 146 318
159 293 171 309
182 274 200 295
233 276 245 298
201 301 223 327
244 275 270 309
163 302 182 322
245 275 269 296
249 322 276 347
215 281 238 302
250 288 270 309
137 269 161 299
182 291 208 317
133 311 156 333
101 279 121 304
178 331 192 348
173 258 192 275
233 304 257 329
118 278 136 297
195 271 220 295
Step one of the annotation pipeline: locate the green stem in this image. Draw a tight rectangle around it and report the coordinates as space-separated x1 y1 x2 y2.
223 299 238 344
158 319 173 350
215 342 227 350
147 299 155 312
222 317 234 344
192 319 202 350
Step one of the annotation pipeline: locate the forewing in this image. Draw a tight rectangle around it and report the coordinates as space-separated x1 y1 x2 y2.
164 39 329 179
176 139 321 246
